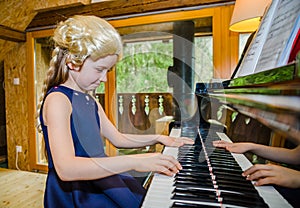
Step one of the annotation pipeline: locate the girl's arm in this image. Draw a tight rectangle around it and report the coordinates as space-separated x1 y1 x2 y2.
44 93 182 181
213 140 300 165
97 102 194 148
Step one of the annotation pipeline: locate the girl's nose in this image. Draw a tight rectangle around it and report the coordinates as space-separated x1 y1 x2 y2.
99 72 107 82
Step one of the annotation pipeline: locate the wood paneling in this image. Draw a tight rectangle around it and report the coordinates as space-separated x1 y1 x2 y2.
212 5 238 78
4 43 30 170
0 0 36 60
0 25 26 42
34 0 90 12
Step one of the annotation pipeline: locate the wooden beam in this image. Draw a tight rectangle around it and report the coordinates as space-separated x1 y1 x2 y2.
34 0 90 12
26 0 235 31
0 25 26 42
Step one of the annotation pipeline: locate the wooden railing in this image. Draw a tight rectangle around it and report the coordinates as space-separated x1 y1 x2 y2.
96 93 174 134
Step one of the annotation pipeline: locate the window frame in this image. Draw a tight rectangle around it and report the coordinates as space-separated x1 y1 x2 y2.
27 4 239 171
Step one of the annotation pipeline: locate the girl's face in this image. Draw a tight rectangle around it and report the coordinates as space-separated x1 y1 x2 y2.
70 54 118 92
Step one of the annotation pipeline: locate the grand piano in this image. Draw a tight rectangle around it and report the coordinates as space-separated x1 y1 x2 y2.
141 0 300 207
141 58 300 208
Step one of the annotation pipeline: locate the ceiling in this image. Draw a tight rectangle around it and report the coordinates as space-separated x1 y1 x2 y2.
0 0 234 60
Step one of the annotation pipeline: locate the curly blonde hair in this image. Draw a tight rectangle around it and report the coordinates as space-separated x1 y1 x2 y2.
36 15 122 130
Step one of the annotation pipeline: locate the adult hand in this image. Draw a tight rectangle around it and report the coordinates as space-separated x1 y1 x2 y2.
243 164 300 188
131 153 182 177
213 140 252 154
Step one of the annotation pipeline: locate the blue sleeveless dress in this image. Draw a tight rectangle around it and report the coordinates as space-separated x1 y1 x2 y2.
40 85 146 208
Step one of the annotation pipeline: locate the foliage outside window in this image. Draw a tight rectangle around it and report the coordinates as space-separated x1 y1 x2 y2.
116 40 173 93
116 36 213 94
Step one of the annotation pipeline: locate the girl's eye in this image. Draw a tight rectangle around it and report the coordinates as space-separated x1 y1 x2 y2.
96 68 105 72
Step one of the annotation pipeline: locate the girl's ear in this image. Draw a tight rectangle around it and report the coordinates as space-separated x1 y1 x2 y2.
67 62 80 71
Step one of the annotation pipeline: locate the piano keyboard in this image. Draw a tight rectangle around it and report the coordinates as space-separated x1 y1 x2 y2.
141 128 292 208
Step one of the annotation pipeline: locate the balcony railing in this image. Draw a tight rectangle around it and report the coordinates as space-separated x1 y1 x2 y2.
96 93 174 134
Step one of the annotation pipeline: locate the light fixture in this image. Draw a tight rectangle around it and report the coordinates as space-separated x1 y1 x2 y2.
229 0 272 32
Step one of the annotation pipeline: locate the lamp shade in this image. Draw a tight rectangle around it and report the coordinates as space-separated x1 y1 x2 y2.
230 0 272 32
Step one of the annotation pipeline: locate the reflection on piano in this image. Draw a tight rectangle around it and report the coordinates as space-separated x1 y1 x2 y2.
141 127 292 208
142 0 299 205
142 54 300 207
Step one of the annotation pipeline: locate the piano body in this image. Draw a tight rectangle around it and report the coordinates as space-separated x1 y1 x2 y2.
141 56 300 208
141 0 300 206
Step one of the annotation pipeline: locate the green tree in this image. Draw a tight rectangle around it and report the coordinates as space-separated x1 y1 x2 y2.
112 36 213 93
116 40 173 93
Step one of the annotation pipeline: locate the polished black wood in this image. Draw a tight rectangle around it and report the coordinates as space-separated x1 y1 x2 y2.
196 56 300 144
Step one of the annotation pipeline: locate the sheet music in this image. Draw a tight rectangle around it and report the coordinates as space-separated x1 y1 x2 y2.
235 0 300 78
255 0 300 73
277 15 300 66
235 0 278 77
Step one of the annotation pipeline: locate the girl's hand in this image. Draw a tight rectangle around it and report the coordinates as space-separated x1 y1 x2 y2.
158 135 194 147
131 153 182 177
212 140 252 154
243 163 300 188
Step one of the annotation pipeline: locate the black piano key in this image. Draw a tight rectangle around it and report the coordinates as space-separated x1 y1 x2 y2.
223 197 268 208
175 173 253 188
172 187 268 208
174 180 214 189
171 201 221 208
212 178 254 189
180 163 210 169
178 169 211 176
176 172 211 179
175 175 212 183
221 192 268 207
170 130 270 208
172 192 219 204
209 162 242 170
174 178 260 195
173 187 217 195
210 166 243 174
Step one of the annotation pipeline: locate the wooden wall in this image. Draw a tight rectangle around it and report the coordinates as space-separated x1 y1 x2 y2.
0 0 36 61
0 0 90 170
4 43 30 170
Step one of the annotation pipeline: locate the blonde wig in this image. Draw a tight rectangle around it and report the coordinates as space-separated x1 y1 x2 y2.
54 15 123 66
37 15 122 130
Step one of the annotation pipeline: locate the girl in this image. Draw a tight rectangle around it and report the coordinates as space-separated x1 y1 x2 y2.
37 15 194 208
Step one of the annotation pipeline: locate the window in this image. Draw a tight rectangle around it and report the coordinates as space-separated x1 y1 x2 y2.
28 5 237 170
114 20 213 155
